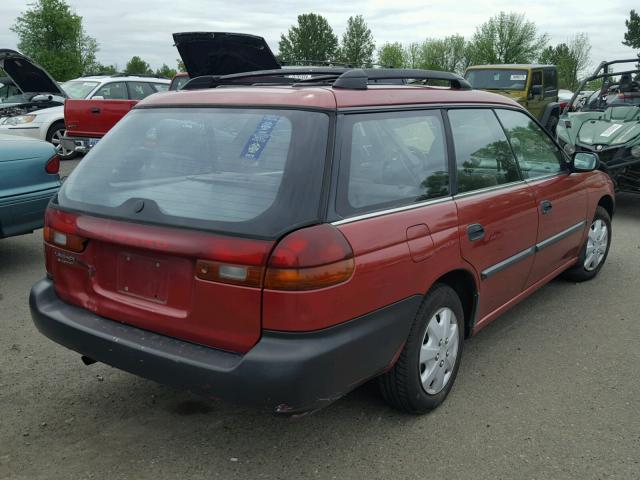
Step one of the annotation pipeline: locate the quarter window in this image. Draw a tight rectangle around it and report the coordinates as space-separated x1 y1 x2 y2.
92 82 127 99
543 69 557 96
448 109 520 193
495 109 564 179
337 111 449 215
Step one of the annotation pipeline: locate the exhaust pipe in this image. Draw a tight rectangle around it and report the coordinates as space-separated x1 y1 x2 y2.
81 355 97 366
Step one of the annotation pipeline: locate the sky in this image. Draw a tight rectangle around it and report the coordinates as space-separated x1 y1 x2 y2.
0 0 638 75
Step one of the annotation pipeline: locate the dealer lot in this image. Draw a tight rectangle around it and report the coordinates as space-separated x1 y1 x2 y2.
0 159 638 479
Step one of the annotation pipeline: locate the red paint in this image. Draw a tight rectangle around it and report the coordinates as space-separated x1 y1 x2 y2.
64 99 138 138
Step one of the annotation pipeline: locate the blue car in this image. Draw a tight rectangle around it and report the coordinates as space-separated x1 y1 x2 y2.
0 134 60 238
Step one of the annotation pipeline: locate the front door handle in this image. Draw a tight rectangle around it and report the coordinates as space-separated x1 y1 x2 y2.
541 200 553 214
90 107 101 113
467 223 485 242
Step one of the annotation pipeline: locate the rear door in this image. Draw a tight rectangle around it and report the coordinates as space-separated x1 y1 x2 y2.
448 108 539 320
495 108 588 286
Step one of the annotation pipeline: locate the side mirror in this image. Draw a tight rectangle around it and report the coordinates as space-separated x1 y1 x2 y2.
32 94 53 102
529 85 543 99
572 152 599 172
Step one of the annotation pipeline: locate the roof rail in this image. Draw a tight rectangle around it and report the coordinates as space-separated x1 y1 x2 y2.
182 67 472 91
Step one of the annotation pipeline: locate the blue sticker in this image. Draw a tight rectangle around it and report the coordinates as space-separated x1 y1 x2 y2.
241 115 280 162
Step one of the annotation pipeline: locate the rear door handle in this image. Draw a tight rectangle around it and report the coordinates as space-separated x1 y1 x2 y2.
90 107 101 113
467 223 485 242
541 200 553 214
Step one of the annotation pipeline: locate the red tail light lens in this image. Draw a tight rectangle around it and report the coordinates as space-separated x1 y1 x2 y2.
45 154 60 174
44 208 87 253
265 225 355 291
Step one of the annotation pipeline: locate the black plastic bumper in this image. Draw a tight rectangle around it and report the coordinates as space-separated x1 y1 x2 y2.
30 279 421 413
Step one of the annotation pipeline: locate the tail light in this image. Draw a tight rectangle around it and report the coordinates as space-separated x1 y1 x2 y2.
264 224 355 291
44 209 87 253
45 154 60 174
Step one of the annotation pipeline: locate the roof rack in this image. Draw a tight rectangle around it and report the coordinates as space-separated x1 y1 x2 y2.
182 67 471 91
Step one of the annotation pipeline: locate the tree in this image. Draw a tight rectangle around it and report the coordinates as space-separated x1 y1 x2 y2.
278 13 339 64
404 42 421 68
176 58 186 72
156 64 177 79
622 10 640 49
338 15 375 67
125 56 152 75
417 35 469 74
539 34 591 90
469 12 548 64
377 42 406 68
86 63 117 75
10 0 99 80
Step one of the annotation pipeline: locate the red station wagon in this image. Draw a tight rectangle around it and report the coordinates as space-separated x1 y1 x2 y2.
30 68 615 414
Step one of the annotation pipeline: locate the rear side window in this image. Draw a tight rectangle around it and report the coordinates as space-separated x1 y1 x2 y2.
151 83 169 92
58 108 330 238
337 111 449 215
544 69 557 96
128 82 155 100
448 109 520 193
495 109 564 179
92 82 127 99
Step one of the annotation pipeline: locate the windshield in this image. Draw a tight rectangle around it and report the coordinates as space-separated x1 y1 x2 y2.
465 69 528 91
61 80 99 99
58 107 330 238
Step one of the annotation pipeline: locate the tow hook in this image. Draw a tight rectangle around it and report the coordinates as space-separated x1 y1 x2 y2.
81 355 97 366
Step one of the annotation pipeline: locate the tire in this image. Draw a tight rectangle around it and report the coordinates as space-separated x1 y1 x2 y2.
46 121 76 160
379 283 464 414
546 113 559 137
562 206 612 282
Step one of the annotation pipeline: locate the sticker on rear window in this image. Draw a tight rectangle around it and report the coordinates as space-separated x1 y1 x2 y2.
241 115 280 162
510 74 527 81
600 124 623 137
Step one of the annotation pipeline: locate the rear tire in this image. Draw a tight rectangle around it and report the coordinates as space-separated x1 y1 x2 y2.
379 284 464 414
46 121 76 160
546 113 559 137
562 206 611 282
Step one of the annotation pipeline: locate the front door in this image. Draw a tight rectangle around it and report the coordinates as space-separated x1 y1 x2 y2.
448 108 539 319
495 108 588 287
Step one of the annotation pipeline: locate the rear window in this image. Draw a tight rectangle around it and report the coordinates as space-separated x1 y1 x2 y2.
465 69 528 91
58 108 330 238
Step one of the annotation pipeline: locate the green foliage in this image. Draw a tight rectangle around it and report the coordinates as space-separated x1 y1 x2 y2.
176 58 186 72
539 34 591 90
10 0 99 81
469 12 548 64
622 10 640 49
86 63 117 75
278 13 339 64
415 35 470 74
338 15 375 67
155 64 177 79
377 42 406 68
124 56 152 75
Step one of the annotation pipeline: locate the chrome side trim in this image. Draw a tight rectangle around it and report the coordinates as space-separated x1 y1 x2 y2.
535 220 586 252
331 196 452 226
481 247 535 280
453 180 525 199
524 172 566 184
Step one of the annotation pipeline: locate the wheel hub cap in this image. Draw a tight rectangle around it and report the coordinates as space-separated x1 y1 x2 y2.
419 307 459 395
584 219 608 271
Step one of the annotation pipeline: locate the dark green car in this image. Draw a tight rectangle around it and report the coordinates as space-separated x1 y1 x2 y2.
557 59 640 193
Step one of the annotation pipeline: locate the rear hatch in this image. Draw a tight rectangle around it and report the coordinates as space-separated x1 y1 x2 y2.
64 98 137 138
49 107 330 352
173 32 280 78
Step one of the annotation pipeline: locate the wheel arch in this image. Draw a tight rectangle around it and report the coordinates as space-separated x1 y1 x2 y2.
541 101 560 127
431 269 478 338
597 194 614 219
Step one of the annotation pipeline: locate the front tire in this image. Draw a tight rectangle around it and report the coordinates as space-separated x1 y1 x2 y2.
379 284 464 414
546 113 559 136
46 121 76 160
562 206 611 282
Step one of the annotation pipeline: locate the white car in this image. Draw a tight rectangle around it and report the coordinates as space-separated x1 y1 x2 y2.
0 51 169 158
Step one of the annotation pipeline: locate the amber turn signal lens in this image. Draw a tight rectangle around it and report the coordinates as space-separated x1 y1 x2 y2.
43 226 87 253
264 258 355 291
196 260 264 288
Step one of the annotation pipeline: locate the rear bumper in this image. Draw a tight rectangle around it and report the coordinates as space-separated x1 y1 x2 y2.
0 187 58 238
60 135 99 154
30 278 420 413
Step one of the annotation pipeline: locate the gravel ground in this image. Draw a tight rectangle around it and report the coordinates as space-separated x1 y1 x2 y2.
0 162 638 479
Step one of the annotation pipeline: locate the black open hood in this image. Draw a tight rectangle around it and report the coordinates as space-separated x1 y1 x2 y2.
172 32 280 78
0 49 65 96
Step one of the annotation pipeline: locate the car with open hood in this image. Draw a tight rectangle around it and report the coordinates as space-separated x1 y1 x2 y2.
557 59 640 194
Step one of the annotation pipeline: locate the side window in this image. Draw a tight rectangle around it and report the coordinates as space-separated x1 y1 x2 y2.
337 111 449 215
544 69 557 96
150 83 169 92
127 81 155 100
531 71 542 88
92 82 127 99
495 109 564 179
448 109 520 194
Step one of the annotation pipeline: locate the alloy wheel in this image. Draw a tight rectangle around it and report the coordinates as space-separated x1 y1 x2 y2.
584 219 608 271
50 128 74 158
